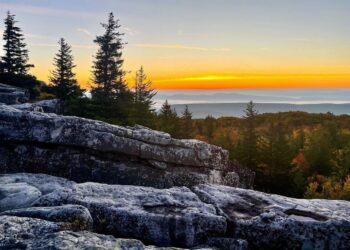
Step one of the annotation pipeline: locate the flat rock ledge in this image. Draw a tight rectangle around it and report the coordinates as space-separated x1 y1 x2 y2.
0 103 253 188
0 173 349 250
0 83 29 105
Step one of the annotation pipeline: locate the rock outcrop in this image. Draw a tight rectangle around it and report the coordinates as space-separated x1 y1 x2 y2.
0 83 29 104
0 103 253 188
192 184 350 249
0 173 349 249
2 92 348 249
11 98 63 114
0 216 183 250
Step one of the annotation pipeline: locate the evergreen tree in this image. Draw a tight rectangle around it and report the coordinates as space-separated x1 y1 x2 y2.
238 101 259 170
0 11 33 74
91 12 132 124
179 105 194 139
158 100 179 136
259 120 293 194
0 11 41 99
203 115 216 141
49 38 82 101
132 66 156 127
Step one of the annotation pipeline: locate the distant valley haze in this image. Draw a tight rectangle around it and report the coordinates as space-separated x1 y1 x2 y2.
154 89 350 118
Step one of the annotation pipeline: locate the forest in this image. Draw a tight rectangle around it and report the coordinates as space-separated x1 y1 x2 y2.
1 11 349 201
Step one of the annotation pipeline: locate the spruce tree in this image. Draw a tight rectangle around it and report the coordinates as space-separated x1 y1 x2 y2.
92 12 127 100
259 120 293 194
180 105 194 139
49 38 82 101
91 12 132 124
132 66 156 127
239 101 259 170
158 100 179 136
0 11 33 74
203 115 216 140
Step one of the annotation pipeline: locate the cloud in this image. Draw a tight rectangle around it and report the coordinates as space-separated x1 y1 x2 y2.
158 75 242 82
122 27 137 36
177 29 208 38
259 47 271 51
77 28 94 37
0 3 95 18
29 43 96 49
25 33 56 41
135 43 231 52
293 38 314 42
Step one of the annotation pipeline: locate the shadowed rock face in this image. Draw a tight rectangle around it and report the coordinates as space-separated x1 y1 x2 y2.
0 104 252 188
1 173 350 249
0 83 29 105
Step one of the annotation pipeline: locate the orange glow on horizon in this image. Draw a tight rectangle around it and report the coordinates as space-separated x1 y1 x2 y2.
151 74 350 90
32 68 350 90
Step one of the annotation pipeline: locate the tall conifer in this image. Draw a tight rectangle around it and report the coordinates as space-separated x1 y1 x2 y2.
92 12 127 100
180 105 194 139
49 38 82 101
132 66 156 126
0 11 33 74
91 12 132 124
158 100 179 136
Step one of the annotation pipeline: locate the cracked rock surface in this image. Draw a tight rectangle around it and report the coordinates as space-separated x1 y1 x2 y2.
1 173 349 249
192 184 350 249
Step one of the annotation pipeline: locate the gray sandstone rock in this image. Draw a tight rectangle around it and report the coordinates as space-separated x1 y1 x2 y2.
0 216 182 250
0 173 76 194
0 104 250 188
0 83 29 105
0 182 42 212
34 182 227 248
0 205 93 230
192 184 350 250
11 98 62 114
1 173 350 249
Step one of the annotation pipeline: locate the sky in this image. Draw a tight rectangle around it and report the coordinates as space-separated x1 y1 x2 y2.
0 0 350 90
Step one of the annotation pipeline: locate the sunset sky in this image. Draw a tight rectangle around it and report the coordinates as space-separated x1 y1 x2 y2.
0 0 350 89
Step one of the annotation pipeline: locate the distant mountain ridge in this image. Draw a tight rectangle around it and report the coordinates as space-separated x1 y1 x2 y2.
155 89 350 107
172 102 350 118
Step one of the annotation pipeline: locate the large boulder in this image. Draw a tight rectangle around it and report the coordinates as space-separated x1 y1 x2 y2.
34 182 227 248
0 83 29 104
11 98 63 114
192 184 350 250
0 104 252 188
0 216 183 250
0 205 93 230
2 173 350 249
0 182 42 212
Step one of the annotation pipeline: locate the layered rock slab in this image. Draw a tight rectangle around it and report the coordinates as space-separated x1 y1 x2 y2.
34 182 227 248
0 216 183 250
11 98 62 114
193 184 350 250
0 173 229 248
0 83 29 105
0 205 93 230
0 104 251 188
3 173 350 249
